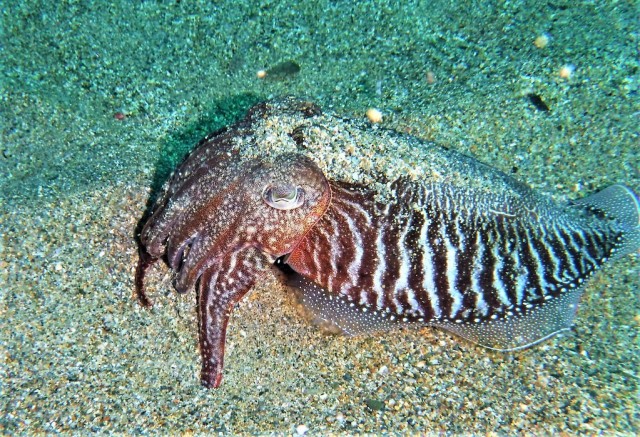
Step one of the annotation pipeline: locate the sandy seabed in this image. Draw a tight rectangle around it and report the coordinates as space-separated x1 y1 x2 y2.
1 1 638 434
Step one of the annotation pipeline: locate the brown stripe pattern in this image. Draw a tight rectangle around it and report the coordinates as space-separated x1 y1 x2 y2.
287 179 622 326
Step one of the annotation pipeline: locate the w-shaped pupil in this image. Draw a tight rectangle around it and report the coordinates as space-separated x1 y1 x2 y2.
263 183 305 210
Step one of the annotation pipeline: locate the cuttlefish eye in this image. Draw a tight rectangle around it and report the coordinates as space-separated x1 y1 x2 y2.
262 183 305 210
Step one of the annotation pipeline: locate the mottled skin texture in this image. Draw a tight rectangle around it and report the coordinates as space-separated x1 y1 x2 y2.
136 126 330 387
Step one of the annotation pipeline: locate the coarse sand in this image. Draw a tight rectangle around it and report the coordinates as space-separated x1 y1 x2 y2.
1 1 638 434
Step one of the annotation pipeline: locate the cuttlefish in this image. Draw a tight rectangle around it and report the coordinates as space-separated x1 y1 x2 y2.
136 98 639 388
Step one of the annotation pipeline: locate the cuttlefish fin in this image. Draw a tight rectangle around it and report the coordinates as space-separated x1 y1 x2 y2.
198 248 271 388
572 184 640 257
282 269 404 336
284 267 583 351
430 287 583 351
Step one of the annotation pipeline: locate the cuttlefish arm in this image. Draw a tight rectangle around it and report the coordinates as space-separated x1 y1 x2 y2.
198 247 271 388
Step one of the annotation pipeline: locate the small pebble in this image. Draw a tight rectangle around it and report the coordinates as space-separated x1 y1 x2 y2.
426 71 436 84
365 399 385 411
559 64 574 79
366 108 383 123
534 34 549 49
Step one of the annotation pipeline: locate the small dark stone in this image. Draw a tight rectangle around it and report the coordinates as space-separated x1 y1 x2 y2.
365 399 385 411
527 93 550 112
265 60 301 81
